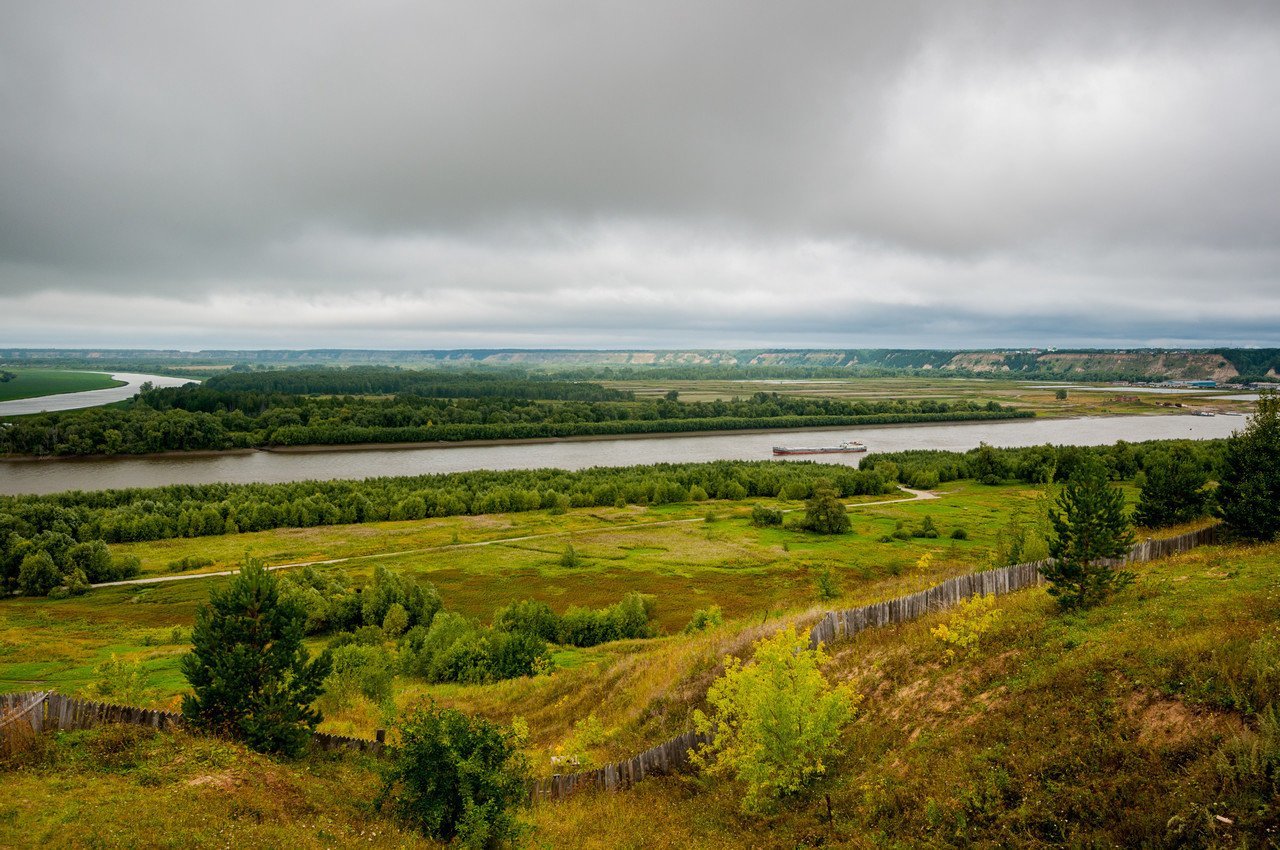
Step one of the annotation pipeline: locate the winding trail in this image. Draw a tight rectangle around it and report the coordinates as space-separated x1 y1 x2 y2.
91 488 939 590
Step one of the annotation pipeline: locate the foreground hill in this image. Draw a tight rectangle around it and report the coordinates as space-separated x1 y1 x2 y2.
3 538 1277 848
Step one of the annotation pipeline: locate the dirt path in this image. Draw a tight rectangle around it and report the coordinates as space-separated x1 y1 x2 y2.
91 488 939 590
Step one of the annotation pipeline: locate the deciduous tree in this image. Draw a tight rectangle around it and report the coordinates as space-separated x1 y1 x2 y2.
803 484 851 535
1134 451 1210 528
692 626 859 812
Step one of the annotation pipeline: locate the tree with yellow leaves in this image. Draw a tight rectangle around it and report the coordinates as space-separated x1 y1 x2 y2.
691 626 859 813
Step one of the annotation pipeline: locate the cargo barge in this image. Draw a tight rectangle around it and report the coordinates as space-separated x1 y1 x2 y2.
772 440 867 456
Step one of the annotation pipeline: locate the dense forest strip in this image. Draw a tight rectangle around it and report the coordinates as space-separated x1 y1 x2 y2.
189 366 634 401
1 365 1027 457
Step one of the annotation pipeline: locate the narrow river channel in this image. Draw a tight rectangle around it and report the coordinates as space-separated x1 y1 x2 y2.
0 372 196 416
0 413 1247 496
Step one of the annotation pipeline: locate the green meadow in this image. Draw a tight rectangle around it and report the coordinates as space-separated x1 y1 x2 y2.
0 368 124 402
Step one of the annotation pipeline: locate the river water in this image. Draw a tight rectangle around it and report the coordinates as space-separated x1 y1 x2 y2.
0 413 1248 496
0 372 197 416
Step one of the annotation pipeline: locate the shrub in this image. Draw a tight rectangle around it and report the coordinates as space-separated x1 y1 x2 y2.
559 544 581 569
68 540 115 582
492 599 559 642
165 555 214 573
377 704 531 848
81 654 156 705
803 485 851 535
692 626 859 812
111 555 142 581
931 594 1002 663
1134 451 1210 528
684 605 724 633
321 644 395 712
278 566 355 635
361 565 441 631
559 592 656 647
61 567 90 596
382 603 410 638
751 504 784 527
950 527 969 540
814 568 840 601
485 630 549 681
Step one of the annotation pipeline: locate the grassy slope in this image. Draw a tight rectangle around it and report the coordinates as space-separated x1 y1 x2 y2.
0 368 124 402
0 726 429 848
3 540 1276 848
533 540 1280 848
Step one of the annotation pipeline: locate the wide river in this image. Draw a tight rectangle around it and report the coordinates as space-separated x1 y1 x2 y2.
0 413 1247 496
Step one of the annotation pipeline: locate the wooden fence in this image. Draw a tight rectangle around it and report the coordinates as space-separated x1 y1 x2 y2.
809 523 1219 649
532 728 714 801
540 523 1223 800
0 691 384 756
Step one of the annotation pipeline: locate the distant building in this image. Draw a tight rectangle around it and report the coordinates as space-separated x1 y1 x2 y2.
1158 379 1217 388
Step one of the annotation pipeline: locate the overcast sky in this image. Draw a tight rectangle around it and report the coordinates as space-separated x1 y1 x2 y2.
3 1 1279 350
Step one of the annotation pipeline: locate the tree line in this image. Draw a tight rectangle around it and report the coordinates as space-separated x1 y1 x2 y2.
171 365 636 402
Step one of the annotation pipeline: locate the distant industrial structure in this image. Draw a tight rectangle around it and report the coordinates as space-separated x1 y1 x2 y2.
1157 379 1217 388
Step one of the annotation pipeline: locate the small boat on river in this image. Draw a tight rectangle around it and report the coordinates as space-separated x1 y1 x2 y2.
772 440 867 456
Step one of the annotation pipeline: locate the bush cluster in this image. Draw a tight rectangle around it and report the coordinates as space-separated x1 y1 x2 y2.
4 534 138 597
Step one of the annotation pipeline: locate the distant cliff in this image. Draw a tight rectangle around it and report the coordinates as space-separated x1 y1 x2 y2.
5 347 1279 381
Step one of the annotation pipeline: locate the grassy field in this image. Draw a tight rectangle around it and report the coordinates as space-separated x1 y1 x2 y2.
603 375 1256 418
0 368 124 402
3 536 1275 847
0 485 1034 707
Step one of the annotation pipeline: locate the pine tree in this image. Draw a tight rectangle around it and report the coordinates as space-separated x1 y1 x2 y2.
181 558 330 756
1041 460 1136 609
1216 392 1280 542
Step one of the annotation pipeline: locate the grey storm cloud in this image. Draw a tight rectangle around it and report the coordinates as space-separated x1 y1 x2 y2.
2 0 1279 348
